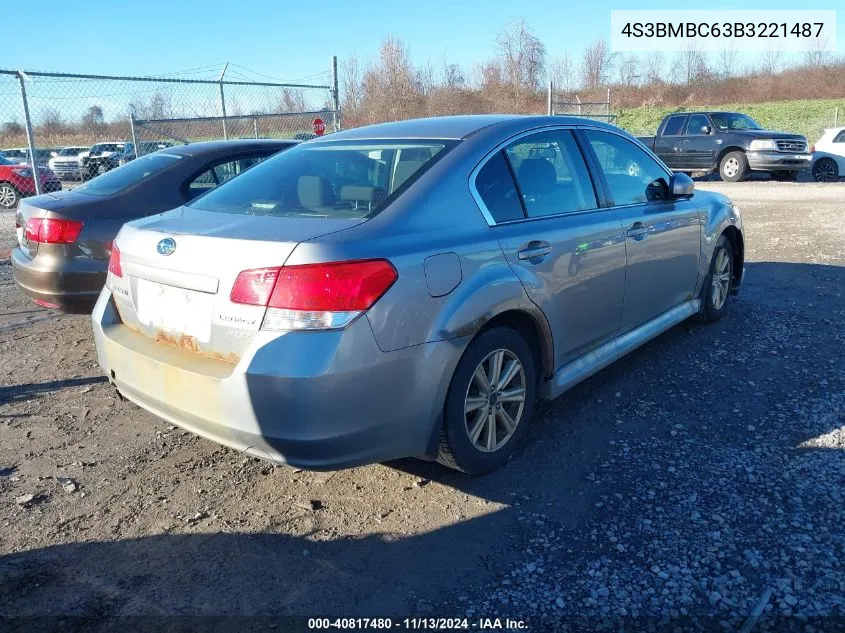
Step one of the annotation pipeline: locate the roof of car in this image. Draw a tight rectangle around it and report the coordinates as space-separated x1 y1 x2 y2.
314 115 620 141
163 138 299 157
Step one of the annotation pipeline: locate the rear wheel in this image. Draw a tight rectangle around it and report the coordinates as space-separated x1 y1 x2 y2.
697 235 734 322
719 151 748 182
0 182 20 209
437 326 536 476
771 170 798 182
812 158 839 182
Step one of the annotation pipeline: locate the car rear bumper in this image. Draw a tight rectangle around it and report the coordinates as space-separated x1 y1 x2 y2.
91 288 465 469
11 246 106 312
747 151 812 171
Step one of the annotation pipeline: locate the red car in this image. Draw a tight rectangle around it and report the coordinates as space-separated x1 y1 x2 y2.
0 155 62 209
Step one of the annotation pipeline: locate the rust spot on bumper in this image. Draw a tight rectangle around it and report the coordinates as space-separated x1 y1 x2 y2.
154 329 240 365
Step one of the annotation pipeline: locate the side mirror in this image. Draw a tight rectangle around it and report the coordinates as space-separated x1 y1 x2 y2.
700 125 711 135
671 172 695 198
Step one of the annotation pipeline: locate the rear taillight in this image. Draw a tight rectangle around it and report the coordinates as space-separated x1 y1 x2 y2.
230 259 397 331
108 242 123 278
24 218 83 244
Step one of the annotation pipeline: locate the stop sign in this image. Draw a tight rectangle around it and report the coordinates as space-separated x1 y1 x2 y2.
312 118 326 136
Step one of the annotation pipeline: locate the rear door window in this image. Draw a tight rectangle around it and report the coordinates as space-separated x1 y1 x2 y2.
505 129 597 218
662 115 687 136
474 152 525 223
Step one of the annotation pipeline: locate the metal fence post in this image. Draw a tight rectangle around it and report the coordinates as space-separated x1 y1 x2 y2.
331 55 340 132
219 62 229 141
129 113 140 158
836 107 840 127
547 80 553 116
253 118 259 139
16 70 41 195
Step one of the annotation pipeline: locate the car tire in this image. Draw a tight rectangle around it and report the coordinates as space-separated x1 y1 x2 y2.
0 182 20 209
719 151 748 182
771 170 798 182
812 158 839 183
697 235 734 323
437 326 536 476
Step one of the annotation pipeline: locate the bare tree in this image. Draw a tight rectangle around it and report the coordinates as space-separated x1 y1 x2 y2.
81 105 106 132
803 39 831 67
443 62 465 90
758 48 784 75
617 53 641 87
581 39 614 89
495 18 546 99
717 45 739 78
644 52 665 84
341 55 363 121
549 53 576 93
673 44 709 85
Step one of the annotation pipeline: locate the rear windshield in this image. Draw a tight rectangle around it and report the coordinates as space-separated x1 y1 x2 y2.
74 153 181 196
188 140 452 218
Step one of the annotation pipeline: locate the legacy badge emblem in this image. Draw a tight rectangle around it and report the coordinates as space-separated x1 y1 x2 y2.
157 238 176 256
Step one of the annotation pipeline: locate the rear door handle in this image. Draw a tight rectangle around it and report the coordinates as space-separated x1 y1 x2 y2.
517 242 552 261
627 223 648 238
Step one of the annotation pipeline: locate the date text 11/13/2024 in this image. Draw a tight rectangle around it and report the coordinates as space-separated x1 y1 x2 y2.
307 618 528 630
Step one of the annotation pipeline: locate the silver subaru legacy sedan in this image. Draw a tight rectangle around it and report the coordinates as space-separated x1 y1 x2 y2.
92 115 744 476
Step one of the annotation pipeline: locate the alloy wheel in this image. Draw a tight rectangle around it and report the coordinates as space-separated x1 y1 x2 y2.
814 160 837 183
711 248 731 311
0 184 17 208
464 349 527 453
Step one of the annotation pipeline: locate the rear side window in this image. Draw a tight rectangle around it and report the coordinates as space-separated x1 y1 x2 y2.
662 115 686 136
505 130 596 218
189 141 452 218
187 154 270 199
474 152 524 223
834 130 845 143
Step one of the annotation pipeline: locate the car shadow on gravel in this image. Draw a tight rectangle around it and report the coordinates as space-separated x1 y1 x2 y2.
0 512 518 622
0 376 108 406
389 261 845 502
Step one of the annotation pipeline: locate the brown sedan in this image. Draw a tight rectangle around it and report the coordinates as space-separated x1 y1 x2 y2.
12 139 296 312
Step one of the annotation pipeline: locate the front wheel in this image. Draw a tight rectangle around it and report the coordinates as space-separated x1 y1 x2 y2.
698 235 734 322
0 182 20 209
437 326 536 476
812 158 839 182
719 151 748 182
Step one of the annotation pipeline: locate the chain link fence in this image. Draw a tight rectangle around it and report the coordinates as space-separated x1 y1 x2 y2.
547 84 618 125
0 62 339 198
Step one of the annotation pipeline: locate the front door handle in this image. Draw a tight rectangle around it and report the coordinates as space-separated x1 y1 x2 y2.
627 223 648 238
518 242 552 261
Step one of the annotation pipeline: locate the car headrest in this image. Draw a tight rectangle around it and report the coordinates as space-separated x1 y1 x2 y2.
516 158 556 198
297 175 334 208
340 185 387 209
393 160 426 191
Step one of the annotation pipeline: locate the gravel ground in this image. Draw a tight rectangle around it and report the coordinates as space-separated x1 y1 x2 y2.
0 180 843 631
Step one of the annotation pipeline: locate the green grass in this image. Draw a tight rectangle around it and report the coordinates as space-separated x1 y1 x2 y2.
618 98 845 143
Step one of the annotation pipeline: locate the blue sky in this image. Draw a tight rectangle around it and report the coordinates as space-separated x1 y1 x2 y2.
5 0 843 81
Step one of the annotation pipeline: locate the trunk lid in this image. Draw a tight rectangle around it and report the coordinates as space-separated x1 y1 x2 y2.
109 206 364 362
